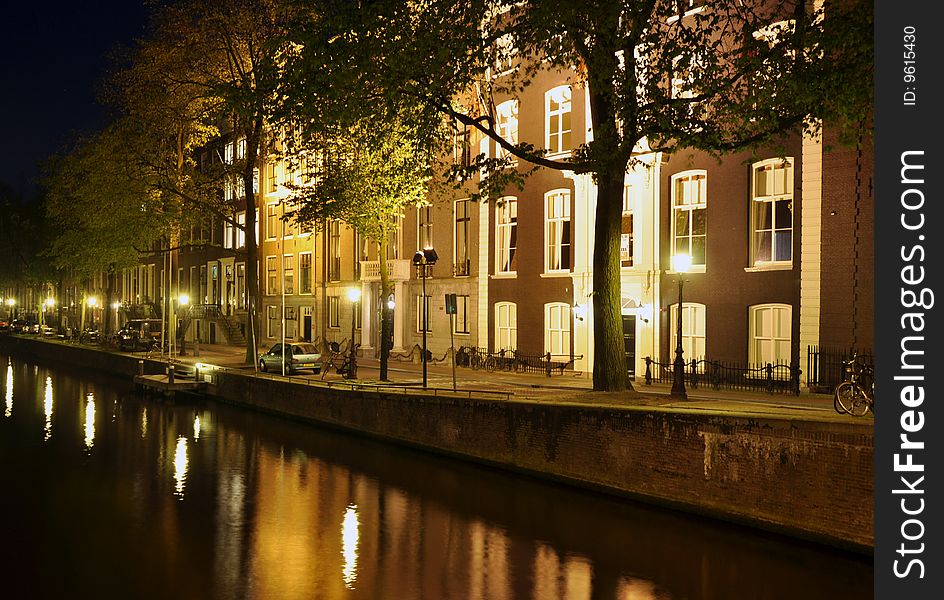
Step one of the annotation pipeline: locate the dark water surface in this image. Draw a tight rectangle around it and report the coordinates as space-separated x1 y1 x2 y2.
0 354 872 599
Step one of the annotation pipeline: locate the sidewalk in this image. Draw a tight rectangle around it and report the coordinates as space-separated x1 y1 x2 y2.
170 343 860 421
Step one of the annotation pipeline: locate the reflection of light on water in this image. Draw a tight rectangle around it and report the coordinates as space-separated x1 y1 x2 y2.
84 393 95 449
341 504 360 589
194 415 201 440
174 436 188 498
43 377 53 441
141 408 148 439
4 363 12 418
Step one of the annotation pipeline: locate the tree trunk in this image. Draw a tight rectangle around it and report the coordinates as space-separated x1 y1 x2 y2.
378 235 392 381
591 168 630 391
104 267 115 334
243 119 264 366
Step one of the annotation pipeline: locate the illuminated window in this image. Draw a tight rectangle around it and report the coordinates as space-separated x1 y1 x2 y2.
415 294 432 333
669 302 706 360
266 204 279 240
283 254 294 295
751 158 794 265
495 198 517 274
749 304 792 364
494 302 517 351
545 190 571 272
266 256 278 295
299 253 312 294
454 199 471 276
328 296 340 328
496 100 518 158
545 86 572 155
453 295 470 334
418 205 433 250
328 220 341 281
621 184 634 268
671 170 707 267
544 303 571 356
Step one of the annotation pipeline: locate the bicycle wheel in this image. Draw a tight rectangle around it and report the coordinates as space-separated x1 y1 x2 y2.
834 382 855 414
848 384 871 417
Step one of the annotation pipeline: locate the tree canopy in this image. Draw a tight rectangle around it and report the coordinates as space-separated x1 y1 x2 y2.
283 0 872 390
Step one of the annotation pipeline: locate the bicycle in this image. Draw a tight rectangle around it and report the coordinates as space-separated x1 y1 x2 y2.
833 354 874 416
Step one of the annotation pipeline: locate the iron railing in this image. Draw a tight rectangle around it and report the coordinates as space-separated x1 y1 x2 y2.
456 347 581 376
807 346 873 393
644 356 801 395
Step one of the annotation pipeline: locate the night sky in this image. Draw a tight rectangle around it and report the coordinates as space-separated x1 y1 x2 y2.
0 1 148 200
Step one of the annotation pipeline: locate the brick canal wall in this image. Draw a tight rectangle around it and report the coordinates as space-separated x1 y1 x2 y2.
213 370 873 552
2 335 873 551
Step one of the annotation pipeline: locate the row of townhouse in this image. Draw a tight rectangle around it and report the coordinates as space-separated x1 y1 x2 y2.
18 23 870 390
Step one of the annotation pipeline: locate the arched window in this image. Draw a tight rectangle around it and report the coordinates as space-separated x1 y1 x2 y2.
668 302 706 359
494 302 517 351
544 303 571 356
749 304 792 364
545 85 572 155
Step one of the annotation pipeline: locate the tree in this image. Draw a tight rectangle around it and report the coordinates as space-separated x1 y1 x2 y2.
43 125 172 332
110 0 291 363
284 118 431 380
287 0 872 391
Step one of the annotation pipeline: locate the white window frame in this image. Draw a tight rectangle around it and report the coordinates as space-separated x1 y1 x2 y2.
415 294 432 333
669 302 706 360
749 303 792 365
266 305 278 338
223 219 234 249
544 189 572 273
496 99 518 159
671 170 707 269
283 254 294 295
495 197 518 275
453 294 471 334
494 302 517 352
454 199 471 276
545 85 572 156
544 302 571 357
298 252 313 295
265 203 279 240
417 205 433 250
621 183 634 268
328 296 340 329
751 158 794 266
265 256 278 296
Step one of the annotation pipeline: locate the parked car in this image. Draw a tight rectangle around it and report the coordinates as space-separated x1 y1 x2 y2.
10 319 32 334
259 343 322 375
117 319 164 351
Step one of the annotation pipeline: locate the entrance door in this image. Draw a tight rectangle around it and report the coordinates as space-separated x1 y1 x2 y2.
302 306 313 342
622 315 636 378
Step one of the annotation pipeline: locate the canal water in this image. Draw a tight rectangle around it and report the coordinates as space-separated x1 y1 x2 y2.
0 354 872 599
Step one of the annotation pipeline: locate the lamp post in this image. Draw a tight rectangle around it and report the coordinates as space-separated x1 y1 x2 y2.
347 287 361 379
412 248 438 388
87 296 99 331
671 253 692 399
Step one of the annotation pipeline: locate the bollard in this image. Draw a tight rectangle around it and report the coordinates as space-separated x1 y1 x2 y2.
167 363 175 384
138 359 144 376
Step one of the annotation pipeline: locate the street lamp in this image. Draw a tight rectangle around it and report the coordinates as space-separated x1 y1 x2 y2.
671 253 692 399
347 287 361 379
87 296 99 331
412 247 438 388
